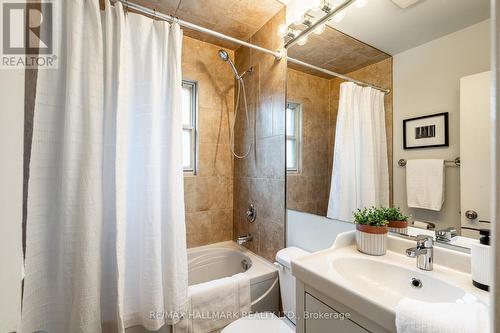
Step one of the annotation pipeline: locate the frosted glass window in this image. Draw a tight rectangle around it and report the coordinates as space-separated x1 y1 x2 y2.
286 102 301 173
286 108 294 136
182 130 191 168
182 81 197 173
182 86 192 125
286 140 296 170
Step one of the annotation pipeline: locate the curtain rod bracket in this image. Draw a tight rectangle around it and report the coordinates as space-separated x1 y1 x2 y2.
275 50 283 60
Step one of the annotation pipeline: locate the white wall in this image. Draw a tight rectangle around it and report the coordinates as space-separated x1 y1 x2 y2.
286 210 354 252
393 19 491 231
0 68 24 332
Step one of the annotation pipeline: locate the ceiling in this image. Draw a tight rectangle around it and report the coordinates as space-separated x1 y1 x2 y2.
132 0 284 49
326 0 490 55
287 25 390 76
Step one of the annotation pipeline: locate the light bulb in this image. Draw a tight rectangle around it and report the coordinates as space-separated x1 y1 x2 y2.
278 24 288 38
293 13 304 25
313 24 326 35
310 0 322 9
355 0 367 8
297 35 308 46
318 0 333 13
331 11 345 23
331 0 342 7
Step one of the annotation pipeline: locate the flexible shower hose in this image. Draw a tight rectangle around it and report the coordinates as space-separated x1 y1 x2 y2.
229 77 252 159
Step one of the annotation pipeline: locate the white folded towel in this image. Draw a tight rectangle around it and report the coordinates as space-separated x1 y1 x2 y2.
395 298 489 333
406 159 445 211
174 273 251 333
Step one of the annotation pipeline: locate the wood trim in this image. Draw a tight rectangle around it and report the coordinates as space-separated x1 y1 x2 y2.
387 220 408 229
355 224 388 234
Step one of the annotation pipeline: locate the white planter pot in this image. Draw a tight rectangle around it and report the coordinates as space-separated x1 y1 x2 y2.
355 224 387 256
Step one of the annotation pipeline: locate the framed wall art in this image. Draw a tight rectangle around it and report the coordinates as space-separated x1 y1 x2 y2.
403 112 449 149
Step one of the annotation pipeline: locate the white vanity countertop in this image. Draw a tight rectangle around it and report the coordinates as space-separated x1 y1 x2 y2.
291 231 489 332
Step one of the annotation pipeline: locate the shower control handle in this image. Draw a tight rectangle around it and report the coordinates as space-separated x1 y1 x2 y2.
246 204 256 223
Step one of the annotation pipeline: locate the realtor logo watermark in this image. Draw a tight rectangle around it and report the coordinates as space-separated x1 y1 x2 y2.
1 0 57 68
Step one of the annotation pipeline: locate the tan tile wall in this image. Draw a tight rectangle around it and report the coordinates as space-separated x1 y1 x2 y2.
287 26 391 75
286 58 393 216
233 9 287 261
182 36 235 248
286 69 331 215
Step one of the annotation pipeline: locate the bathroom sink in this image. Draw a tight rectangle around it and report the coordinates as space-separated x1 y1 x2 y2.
291 231 488 332
331 257 470 307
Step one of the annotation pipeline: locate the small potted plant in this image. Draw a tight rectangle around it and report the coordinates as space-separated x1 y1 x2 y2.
383 206 409 234
353 207 388 256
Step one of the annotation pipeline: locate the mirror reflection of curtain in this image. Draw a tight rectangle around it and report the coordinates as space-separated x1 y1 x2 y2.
327 82 389 221
21 2 187 332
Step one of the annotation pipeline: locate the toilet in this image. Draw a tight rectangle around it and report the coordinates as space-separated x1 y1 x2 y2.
222 247 310 333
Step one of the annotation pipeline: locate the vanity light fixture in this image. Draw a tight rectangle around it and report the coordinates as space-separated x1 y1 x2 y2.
284 0 356 48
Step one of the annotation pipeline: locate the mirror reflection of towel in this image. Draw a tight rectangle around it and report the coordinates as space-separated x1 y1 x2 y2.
406 159 445 211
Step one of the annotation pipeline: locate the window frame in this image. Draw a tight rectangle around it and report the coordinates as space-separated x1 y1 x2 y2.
286 101 302 173
182 80 198 174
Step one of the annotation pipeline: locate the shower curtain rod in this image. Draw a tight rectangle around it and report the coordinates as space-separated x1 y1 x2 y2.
114 0 390 95
114 0 283 60
287 57 391 95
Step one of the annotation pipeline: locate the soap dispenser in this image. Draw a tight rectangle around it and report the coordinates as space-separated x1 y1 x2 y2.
471 229 491 291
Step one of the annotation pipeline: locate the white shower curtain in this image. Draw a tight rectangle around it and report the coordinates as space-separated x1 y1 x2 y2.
327 82 389 221
21 1 187 332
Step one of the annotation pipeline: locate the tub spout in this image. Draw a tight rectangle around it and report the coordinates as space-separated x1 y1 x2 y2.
237 234 253 245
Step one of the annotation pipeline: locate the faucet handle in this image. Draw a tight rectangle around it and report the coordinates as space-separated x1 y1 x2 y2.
406 248 417 258
435 227 457 242
416 234 434 248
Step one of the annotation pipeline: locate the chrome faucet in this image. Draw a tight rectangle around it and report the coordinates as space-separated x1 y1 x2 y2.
435 227 457 242
406 235 433 271
237 234 253 245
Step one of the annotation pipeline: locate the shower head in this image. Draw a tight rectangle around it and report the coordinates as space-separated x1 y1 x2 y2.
218 49 240 79
218 49 229 62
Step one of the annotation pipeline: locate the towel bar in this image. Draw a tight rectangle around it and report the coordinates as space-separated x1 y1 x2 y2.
398 157 460 167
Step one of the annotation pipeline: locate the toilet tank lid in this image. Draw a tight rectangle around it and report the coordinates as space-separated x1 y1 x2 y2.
276 247 310 268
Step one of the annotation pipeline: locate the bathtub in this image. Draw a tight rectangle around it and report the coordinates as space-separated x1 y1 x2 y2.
125 241 279 333
187 241 279 313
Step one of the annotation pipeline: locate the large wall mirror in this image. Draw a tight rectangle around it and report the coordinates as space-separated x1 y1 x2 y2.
285 0 492 249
